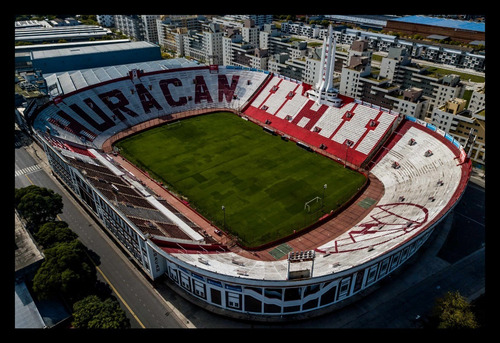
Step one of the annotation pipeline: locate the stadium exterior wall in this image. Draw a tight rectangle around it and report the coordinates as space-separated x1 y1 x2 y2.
36 114 468 321
31 65 471 321
157 223 437 321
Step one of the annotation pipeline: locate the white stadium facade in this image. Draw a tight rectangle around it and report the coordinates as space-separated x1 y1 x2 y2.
23 29 472 321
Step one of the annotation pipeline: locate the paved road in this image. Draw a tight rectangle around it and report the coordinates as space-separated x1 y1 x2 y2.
15 127 485 329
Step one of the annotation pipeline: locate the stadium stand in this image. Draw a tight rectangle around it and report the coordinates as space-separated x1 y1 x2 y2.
243 76 398 167
32 65 269 149
30 63 471 321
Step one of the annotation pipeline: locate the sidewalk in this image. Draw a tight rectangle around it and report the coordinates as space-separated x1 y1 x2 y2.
469 166 485 188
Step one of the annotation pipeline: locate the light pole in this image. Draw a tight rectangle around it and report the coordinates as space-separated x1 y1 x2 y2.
344 142 349 168
222 205 226 230
323 184 327 209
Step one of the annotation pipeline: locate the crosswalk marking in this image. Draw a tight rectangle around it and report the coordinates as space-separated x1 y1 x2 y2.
15 164 42 177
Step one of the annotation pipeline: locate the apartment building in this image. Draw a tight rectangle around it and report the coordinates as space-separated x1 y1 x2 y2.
315 25 485 72
339 40 372 98
378 48 465 115
456 113 485 167
433 98 469 131
113 15 160 43
96 15 114 28
153 16 484 72
385 87 429 120
378 47 411 84
183 22 223 65
280 21 321 38
158 26 187 57
430 74 464 112
223 35 268 69
114 15 143 40
467 86 485 113
157 16 205 57
303 58 321 85
458 87 485 166
339 41 434 118
221 14 273 29
431 97 485 166
241 19 259 46
141 15 161 43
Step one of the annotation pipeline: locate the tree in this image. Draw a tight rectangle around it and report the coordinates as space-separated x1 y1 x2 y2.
72 295 130 329
15 185 63 229
35 221 78 249
32 240 96 302
430 291 479 329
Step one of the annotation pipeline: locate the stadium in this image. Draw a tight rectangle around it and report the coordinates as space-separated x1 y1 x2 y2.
24 29 471 321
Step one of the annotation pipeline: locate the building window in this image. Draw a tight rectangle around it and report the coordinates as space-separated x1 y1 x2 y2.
320 283 337 306
211 288 222 306
366 264 378 285
378 258 390 278
302 298 319 310
389 252 401 271
284 287 301 301
303 284 320 298
353 269 365 293
244 294 261 313
264 288 282 300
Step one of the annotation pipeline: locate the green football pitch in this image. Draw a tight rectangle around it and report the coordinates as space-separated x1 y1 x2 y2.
115 112 366 248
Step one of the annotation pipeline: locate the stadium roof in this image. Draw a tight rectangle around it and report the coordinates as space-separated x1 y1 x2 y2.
392 15 485 32
43 58 200 97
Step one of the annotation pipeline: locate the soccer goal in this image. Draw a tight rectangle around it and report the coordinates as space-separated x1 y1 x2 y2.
304 196 322 213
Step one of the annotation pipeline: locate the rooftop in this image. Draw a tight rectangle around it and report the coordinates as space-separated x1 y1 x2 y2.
32 41 158 60
43 58 200 96
15 212 44 276
392 15 485 33
15 24 111 42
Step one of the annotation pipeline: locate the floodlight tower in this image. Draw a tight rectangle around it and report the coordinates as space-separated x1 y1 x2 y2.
316 24 336 96
309 24 343 107
222 205 226 229
287 250 316 280
322 184 327 208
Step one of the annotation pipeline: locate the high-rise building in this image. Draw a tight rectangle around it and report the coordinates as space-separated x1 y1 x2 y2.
114 15 160 43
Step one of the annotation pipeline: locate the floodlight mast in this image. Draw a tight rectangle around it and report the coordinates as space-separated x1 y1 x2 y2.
287 250 316 280
344 142 349 168
322 184 327 208
222 205 226 229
